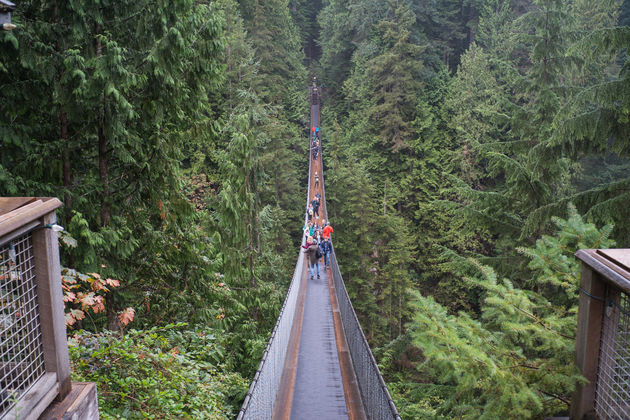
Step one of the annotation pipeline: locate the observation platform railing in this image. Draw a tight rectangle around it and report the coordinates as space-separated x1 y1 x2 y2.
572 248 630 420
0 197 71 419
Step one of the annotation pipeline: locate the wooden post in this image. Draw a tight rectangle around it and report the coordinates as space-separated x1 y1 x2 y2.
570 264 605 420
32 211 72 399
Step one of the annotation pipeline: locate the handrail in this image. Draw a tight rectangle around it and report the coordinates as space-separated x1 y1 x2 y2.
316 92 401 420
236 90 313 420
0 198 71 419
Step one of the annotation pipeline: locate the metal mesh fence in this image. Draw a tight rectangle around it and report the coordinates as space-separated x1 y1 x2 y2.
595 285 630 419
317 94 399 420
0 234 46 416
237 250 305 420
330 253 401 420
237 107 312 419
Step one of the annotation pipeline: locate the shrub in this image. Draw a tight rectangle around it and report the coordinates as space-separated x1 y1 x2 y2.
69 323 247 419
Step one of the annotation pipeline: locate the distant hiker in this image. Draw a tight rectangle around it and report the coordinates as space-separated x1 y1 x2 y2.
302 236 320 279
314 171 320 188
303 221 311 238
312 126 316 135
309 222 316 238
315 225 322 244
312 196 320 219
313 143 319 160
320 237 332 267
322 222 333 240
315 192 321 202
307 204 313 222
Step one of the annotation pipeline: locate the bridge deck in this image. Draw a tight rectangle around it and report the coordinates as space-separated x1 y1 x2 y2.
291 267 347 419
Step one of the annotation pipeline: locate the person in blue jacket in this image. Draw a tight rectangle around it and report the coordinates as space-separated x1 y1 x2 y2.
319 237 332 267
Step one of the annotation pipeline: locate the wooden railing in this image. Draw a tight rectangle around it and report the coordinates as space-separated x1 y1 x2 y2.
0 197 71 419
572 249 630 420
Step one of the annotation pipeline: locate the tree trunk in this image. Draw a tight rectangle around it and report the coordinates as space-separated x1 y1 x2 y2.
60 110 72 224
96 26 110 227
55 2 72 226
468 5 476 46
226 13 233 109
106 294 121 332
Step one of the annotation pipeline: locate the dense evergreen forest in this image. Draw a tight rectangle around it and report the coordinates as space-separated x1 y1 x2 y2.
1 0 629 418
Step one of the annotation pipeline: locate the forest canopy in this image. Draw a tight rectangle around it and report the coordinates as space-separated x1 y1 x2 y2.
1 0 629 418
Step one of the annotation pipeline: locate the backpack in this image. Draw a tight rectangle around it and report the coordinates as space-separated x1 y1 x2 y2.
316 247 323 259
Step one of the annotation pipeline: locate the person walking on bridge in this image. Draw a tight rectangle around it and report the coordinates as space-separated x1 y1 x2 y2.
320 237 331 267
303 221 312 239
312 196 320 219
322 221 333 240
302 236 320 279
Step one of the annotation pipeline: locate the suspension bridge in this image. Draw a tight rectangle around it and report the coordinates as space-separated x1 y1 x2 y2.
237 86 401 420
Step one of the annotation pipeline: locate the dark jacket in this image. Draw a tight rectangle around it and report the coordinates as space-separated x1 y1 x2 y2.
319 240 331 255
304 243 319 264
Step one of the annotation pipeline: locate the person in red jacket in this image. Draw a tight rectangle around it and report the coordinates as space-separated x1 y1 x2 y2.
322 222 333 239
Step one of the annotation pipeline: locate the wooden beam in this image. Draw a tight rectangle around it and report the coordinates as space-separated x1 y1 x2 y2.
0 198 62 238
570 265 605 420
32 211 71 400
3 372 58 420
0 197 37 216
576 249 630 294
40 382 99 420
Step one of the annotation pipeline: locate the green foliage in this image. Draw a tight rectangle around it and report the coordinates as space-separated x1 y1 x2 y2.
69 324 247 419
2 0 309 410
410 205 614 418
0 0 227 328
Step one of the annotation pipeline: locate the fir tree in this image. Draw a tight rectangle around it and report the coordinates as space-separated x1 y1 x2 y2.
410 205 615 418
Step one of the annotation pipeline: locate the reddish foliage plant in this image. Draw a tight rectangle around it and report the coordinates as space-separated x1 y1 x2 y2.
62 268 134 328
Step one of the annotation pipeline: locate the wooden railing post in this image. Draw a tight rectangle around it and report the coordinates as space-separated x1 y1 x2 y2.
32 211 72 399
570 263 604 420
572 248 630 419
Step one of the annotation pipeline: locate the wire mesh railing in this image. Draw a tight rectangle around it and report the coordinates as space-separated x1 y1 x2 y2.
236 248 305 419
236 91 313 420
594 284 630 419
315 91 400 420
0 233 46 416
328 252 400 420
